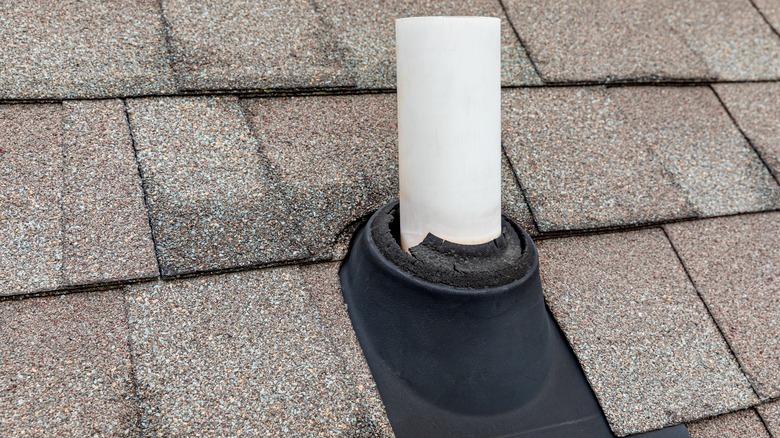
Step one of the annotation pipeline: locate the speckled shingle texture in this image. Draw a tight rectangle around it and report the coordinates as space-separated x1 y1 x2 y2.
502 0 780 82
757 400 780 436
0 0 175 99
126 96 308 277
501 0 709 82
537 229 757 436
714 83 780 179
61 100 159 286
0 104 63 294
754 0 780 33
609 86 780 217
243 93 535 260
665 212 780 400
125 265 392 436
161 0 353 91
319 0 540 88
502 87 695 232
0 102 157 296
687 409 770 438
500 155 537 236
502 86 780 232
301 263 393 436
242 94 397 260
0 291 136 436
664 0 780 81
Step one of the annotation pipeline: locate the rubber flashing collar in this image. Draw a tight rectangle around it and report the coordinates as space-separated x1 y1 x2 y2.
371 203 530 288
340 201 690 438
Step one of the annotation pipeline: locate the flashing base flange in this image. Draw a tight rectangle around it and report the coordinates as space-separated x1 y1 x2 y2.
339 201 689 438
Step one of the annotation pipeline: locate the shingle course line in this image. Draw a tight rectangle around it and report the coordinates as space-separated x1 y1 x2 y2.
660 227 763 402
2 207 777 304
122 100 164 279
502 144 542 232
2 79 780 105
497 0 543 80
711 84 780 187
750 0 780 40
121 290 146 437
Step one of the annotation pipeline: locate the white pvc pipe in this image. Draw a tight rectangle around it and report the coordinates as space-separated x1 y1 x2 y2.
396 16 502 251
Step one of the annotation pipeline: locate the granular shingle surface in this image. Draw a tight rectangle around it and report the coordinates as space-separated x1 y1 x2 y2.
753 0 780 36
609 86 780 216
757 400 780 436
126 96 308 276
537 229 757 436
4 2 780 435
244 93 535 260
0 0 175 99
0 102 157 296
665 212 780 400
500 155 537 236
502 0 780 82
319 0 540 88
0 104 63 294
161 0 353 91
242 94 398 260
687 409 770 438
125 265 389 436
663 0 780 81
61 100 158 285
0 291 136 436
502 86 780 232
714 83 780 179
303 263 393 436
502 87 694 232
501 0 709 82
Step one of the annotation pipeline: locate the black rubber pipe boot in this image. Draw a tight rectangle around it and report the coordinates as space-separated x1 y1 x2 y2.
340 201 690 438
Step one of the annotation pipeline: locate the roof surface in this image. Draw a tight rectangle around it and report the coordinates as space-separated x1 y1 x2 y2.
1 0 779 436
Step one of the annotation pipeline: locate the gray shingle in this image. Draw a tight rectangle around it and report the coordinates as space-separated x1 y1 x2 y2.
242 94 397 260
126 96 308 276
125 265 390 436
502 0 780 82
757 400 780 436
0 0 175 99
609 86 780 217
319 0 540 88
665 212 780 399
687 409 770 438
663 0 780 81
243 94 535 260
0 102 157 296
714 83 780 180
303 263 393 436
537 229 757 436
0 291 136 436
61 100 159 286
502 87 694 232
0 104 63 294
753 0 780 34
501 0 709 82
501 155 538 235
502 86 780 232
161 0 353 91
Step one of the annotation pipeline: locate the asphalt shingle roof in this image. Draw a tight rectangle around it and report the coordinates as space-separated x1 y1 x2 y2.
1 1 779 437
760 400 780 435
537 229 757 435
0 0 175 99
687 408 770 438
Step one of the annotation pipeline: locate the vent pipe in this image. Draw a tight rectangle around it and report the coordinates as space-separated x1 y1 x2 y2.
396 17 501 250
